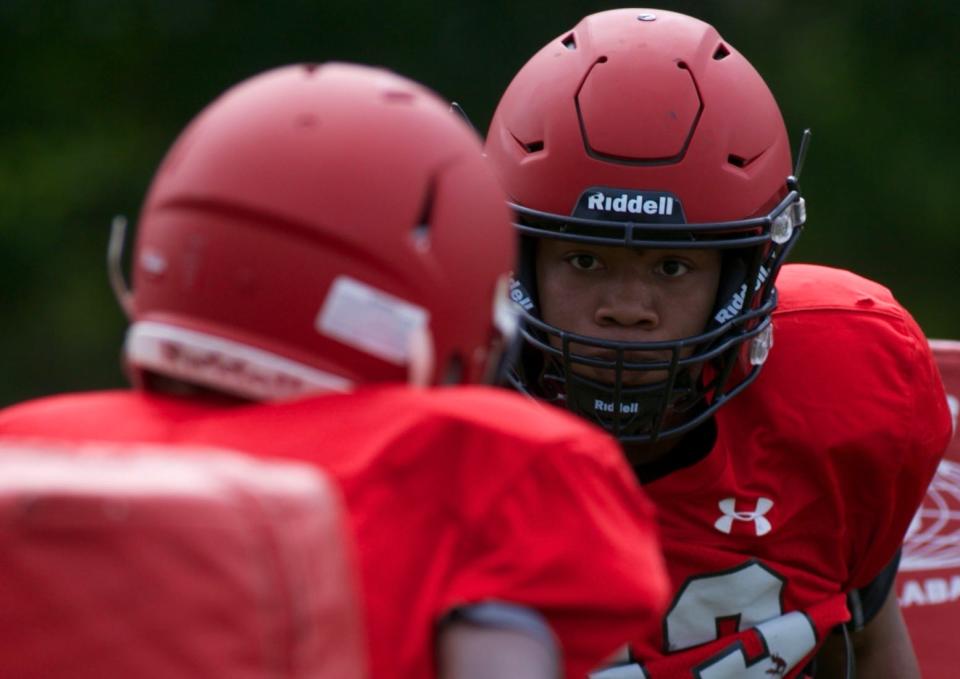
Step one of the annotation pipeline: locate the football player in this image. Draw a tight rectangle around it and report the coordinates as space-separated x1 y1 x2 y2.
0 63 670 679
484 9 952 678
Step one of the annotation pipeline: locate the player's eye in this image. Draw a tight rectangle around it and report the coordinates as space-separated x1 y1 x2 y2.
566 253 603 271
656 259 691 278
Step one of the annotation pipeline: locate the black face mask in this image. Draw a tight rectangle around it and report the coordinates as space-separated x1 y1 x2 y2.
506 179 805 444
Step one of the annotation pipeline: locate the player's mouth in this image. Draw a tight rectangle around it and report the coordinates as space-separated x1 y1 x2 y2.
569 349 672 387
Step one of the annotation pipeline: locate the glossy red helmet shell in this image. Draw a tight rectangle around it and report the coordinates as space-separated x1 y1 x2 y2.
486 8 793 222
122 63 516 399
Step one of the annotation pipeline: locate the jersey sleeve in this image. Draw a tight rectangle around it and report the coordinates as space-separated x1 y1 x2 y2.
841 308 952 589
848 549 901 630
438 430 669 679
769 268 952 592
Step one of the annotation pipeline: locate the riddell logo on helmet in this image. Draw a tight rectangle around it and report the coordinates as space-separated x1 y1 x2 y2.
587 192 675 217
574 187 686 224
509 279 535 312
714 265 771 324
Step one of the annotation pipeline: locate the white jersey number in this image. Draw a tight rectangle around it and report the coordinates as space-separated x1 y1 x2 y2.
594 561 817 678
669 561 816 678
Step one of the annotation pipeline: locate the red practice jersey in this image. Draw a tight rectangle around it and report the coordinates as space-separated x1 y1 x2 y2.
0 440 367 679
0 385 669 679
598 264 952 679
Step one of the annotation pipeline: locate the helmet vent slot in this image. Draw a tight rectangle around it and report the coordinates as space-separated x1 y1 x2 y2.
727 151 763 169
562 33 577 50
713 44 731 60
728 154 747 168
411 175 437 251
509 132 545 155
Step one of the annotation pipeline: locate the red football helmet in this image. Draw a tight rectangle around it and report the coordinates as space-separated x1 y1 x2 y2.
486 9 807 443
111 63 517 400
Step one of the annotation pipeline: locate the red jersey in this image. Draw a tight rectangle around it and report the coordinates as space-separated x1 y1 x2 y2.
0 439 367 679
601 264 952 678
0 384 669 679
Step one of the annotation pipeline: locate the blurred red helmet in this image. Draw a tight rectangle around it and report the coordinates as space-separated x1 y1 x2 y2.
113 63 517 400
486 9 807 442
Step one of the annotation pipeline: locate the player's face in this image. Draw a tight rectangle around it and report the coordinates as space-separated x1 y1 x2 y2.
536 240 722 386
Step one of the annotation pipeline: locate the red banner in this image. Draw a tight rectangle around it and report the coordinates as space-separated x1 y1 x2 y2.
896 339 960 678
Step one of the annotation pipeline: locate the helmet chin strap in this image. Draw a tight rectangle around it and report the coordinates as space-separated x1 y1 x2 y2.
541 360 698 442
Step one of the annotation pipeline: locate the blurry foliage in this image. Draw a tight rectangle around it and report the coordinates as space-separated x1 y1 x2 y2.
2 0 958 405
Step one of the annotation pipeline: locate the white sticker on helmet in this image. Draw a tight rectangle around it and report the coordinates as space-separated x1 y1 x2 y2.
317 275 432 369
126 321 353 401
494 275 519 342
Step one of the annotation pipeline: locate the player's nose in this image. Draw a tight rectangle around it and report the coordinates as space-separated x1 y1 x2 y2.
594 278 659 329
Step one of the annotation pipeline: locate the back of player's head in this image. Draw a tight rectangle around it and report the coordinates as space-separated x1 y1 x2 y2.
114 63 517 400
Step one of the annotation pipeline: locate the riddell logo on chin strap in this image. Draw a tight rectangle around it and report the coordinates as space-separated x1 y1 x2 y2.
594 399 639 415
587 192 675 217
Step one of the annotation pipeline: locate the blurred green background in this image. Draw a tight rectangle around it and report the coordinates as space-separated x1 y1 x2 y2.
2 0 958 406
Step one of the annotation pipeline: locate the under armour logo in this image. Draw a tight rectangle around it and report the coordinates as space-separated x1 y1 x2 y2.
714 497 774 536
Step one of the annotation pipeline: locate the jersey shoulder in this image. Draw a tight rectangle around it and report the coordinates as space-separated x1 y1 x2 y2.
319 386 637 523
774 263 904 318
733 264 949 472
409 385 618 450
416 386 633 474
772 263 932 365
0 390 214 440
766 263 944 410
